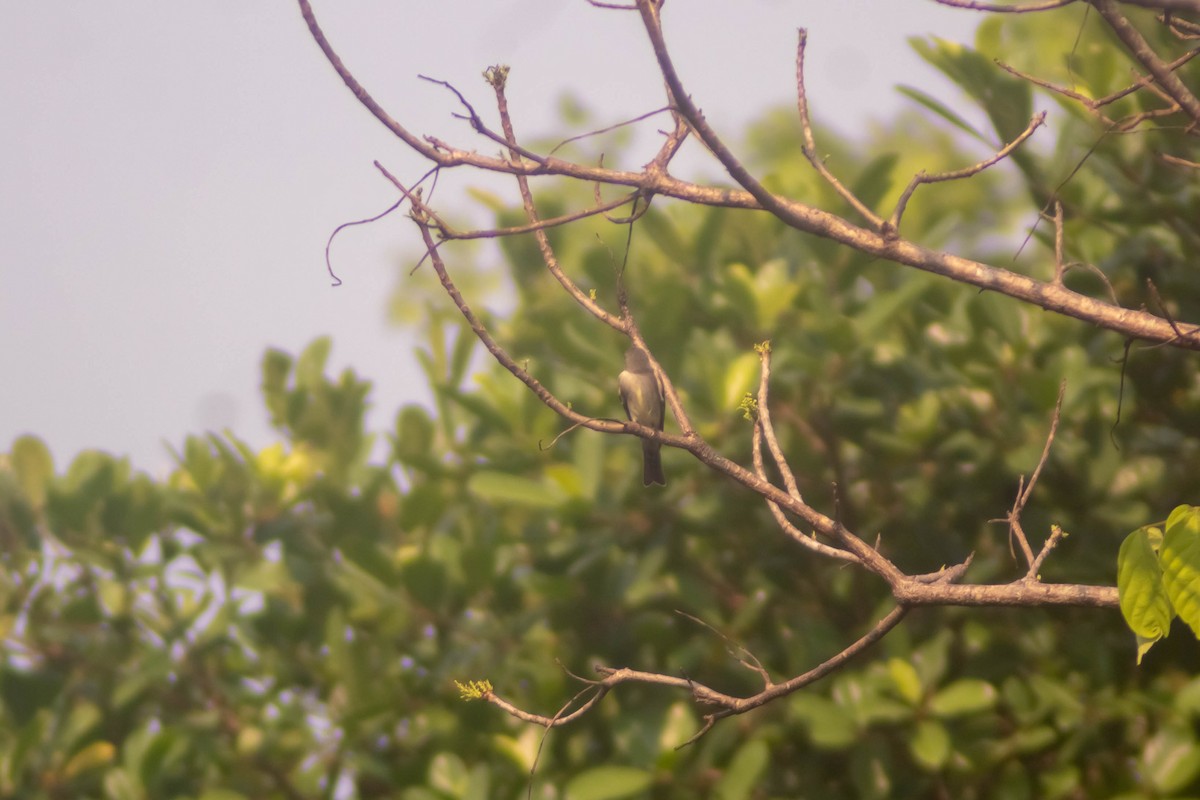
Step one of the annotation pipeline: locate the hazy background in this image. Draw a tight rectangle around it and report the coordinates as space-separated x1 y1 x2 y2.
1 2 980 474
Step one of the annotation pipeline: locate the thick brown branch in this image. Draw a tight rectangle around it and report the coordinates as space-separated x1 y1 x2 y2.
893 578 1115 606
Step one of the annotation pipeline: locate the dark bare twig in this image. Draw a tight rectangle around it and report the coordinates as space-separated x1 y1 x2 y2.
548 106 673 156
1146 277 1200 345
324 165 440 285
434 192 641 241
675 611 772 686
325 198 403 287
418 73 548 166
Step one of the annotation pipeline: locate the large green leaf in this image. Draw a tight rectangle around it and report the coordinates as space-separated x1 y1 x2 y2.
1117 525 1173 662
1161 506 1200 640
565 766 654 800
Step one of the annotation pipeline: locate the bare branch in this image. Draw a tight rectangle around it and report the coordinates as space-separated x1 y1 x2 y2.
1014 381 1066 576
1051 200 1066 284
1121 0 1200 11
486 66 625 333
548 106 673 157
931 0 1077 10
1092 0 1200 125
433 191 641 242
754 344 802 503
996 45 1200 130
749 343 865 563
887 112 1046 234
1026 524 1069 579
482 605 913 739
297 0 1200 348
1159 151 1200 167
795 29 884 229
1162 12 1200 38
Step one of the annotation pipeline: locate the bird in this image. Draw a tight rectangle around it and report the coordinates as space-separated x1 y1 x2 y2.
618 346 666 486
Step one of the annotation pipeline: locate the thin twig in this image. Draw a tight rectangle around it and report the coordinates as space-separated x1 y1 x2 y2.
751 414 862 563
990 381 1065 576
795 29 884 228
548 106 672 156
930 0 1076 10
887 112 1045 233
486 66 625 332
1052 201 1066 284
483 604 908 740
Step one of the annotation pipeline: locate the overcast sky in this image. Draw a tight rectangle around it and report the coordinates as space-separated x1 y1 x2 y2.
0 2 981 474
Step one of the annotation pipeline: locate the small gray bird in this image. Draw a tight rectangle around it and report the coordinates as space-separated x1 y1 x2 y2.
618 347 666 486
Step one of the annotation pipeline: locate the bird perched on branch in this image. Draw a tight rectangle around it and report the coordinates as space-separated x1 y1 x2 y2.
618 346 666 487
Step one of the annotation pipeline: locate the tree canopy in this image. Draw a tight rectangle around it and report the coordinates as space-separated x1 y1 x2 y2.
5 2 1200 798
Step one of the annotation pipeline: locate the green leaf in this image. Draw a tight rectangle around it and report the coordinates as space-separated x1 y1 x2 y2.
10 435 54 507
854 276 931 340
1117 526 1173 661
296 336 332 390
657 701 699 756
198 791 250 800
715 739 768 800
261 348 292 424
849 739 894 800
910 719 951 771
723 352 761 411
63 740 116 780
466 471 565 509
910 36 1032 142
429 752 468 798
850 152 899 214
394 406 435 466
790 694 858 750
1141 727 1200 795
1161 506 1200 640
888 658 923 705
896 85 990 145
929 679 997 717
565 766 654 800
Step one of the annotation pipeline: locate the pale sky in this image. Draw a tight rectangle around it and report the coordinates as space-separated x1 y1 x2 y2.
0 2 980 474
